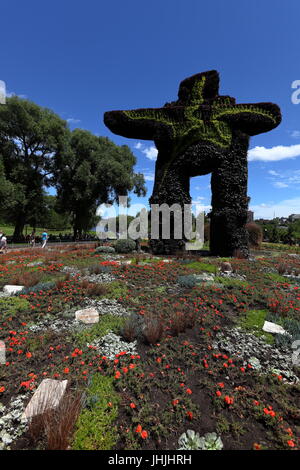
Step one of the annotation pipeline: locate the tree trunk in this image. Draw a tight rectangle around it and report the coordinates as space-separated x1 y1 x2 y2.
13 216 26 242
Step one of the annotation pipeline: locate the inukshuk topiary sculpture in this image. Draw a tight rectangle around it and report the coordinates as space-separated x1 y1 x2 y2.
104 70 281 256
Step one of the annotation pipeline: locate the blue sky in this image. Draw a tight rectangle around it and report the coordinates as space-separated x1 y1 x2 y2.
1 0 300 219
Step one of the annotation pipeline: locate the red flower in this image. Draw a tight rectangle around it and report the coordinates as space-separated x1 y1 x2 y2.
135 424 142 433
216 390 222 397
186 411 193 420
186 388 192 395
115 371 121 379
141 430 148 439
63 367 70 374
0 386 5 393
287 440 295 448
130 402 136 409
26 352 32 358
224 395 234 405
253 443 261 450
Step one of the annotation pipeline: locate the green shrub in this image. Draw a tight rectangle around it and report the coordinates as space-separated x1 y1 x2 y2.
239 309 274 344
106 281 128 299
214 276 249 289
72 374 120 450
94 246 115 254
18 281 56 295
186 261 217 273
0 297 30 318
177 274 197 288
246 222 263 248
114 239 136 254
74 314 126 347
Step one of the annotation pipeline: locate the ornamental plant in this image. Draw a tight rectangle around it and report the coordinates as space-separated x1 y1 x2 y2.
178 430 223 450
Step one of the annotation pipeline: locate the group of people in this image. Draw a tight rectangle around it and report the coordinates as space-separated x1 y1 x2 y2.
28 230 49 248
0 230 49 254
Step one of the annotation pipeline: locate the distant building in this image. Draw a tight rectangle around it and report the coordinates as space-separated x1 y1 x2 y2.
289 214 300 222
247 211 254 223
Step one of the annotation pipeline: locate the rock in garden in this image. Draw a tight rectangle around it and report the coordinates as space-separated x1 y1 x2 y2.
75 307 99 324
23 379 68 420
3 285 24 295
194 273 215 282
262 321 287 335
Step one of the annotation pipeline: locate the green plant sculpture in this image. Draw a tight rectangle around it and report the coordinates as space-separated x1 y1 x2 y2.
104 70 281 256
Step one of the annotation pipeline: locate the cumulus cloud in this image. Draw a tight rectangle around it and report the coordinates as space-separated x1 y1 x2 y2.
248 144 300 162
134 142 158 161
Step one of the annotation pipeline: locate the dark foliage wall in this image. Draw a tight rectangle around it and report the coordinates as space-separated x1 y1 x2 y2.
104 70 281 256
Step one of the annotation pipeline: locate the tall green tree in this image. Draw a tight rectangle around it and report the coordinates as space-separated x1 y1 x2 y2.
0 96 68 240
55 129 146 238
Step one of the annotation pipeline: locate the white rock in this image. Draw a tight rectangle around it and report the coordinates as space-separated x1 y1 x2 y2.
23 379 68 420
262 321 287 335
3 285 24 295
75 307 99 324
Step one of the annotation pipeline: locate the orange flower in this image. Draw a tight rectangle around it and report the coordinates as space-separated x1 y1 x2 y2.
141 430 148 439
115 371 121 379
26 352 32 358
0 386 5 393
253 443 261 450
135 424 142 433
186 388 192 395
216 390 222 397
63 367 70 374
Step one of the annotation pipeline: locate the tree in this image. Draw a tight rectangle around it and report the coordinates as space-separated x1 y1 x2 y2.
55 130 146 238
0 97 68 240
0 157 16 221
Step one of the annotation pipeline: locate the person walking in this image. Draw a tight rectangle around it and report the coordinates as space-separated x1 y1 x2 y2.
41 230 48 249
29 230 36 248
0 233 7 253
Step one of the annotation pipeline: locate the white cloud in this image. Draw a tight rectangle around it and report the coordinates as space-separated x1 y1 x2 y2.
134 142 158 161
142 146 158 161
6 91 27 99
273 181 289 188
268 170 280 176
248 144 300 162
144 172 154 182
67 118 81 124
267 169 300 189
250 197 300 219
290 130 300 139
